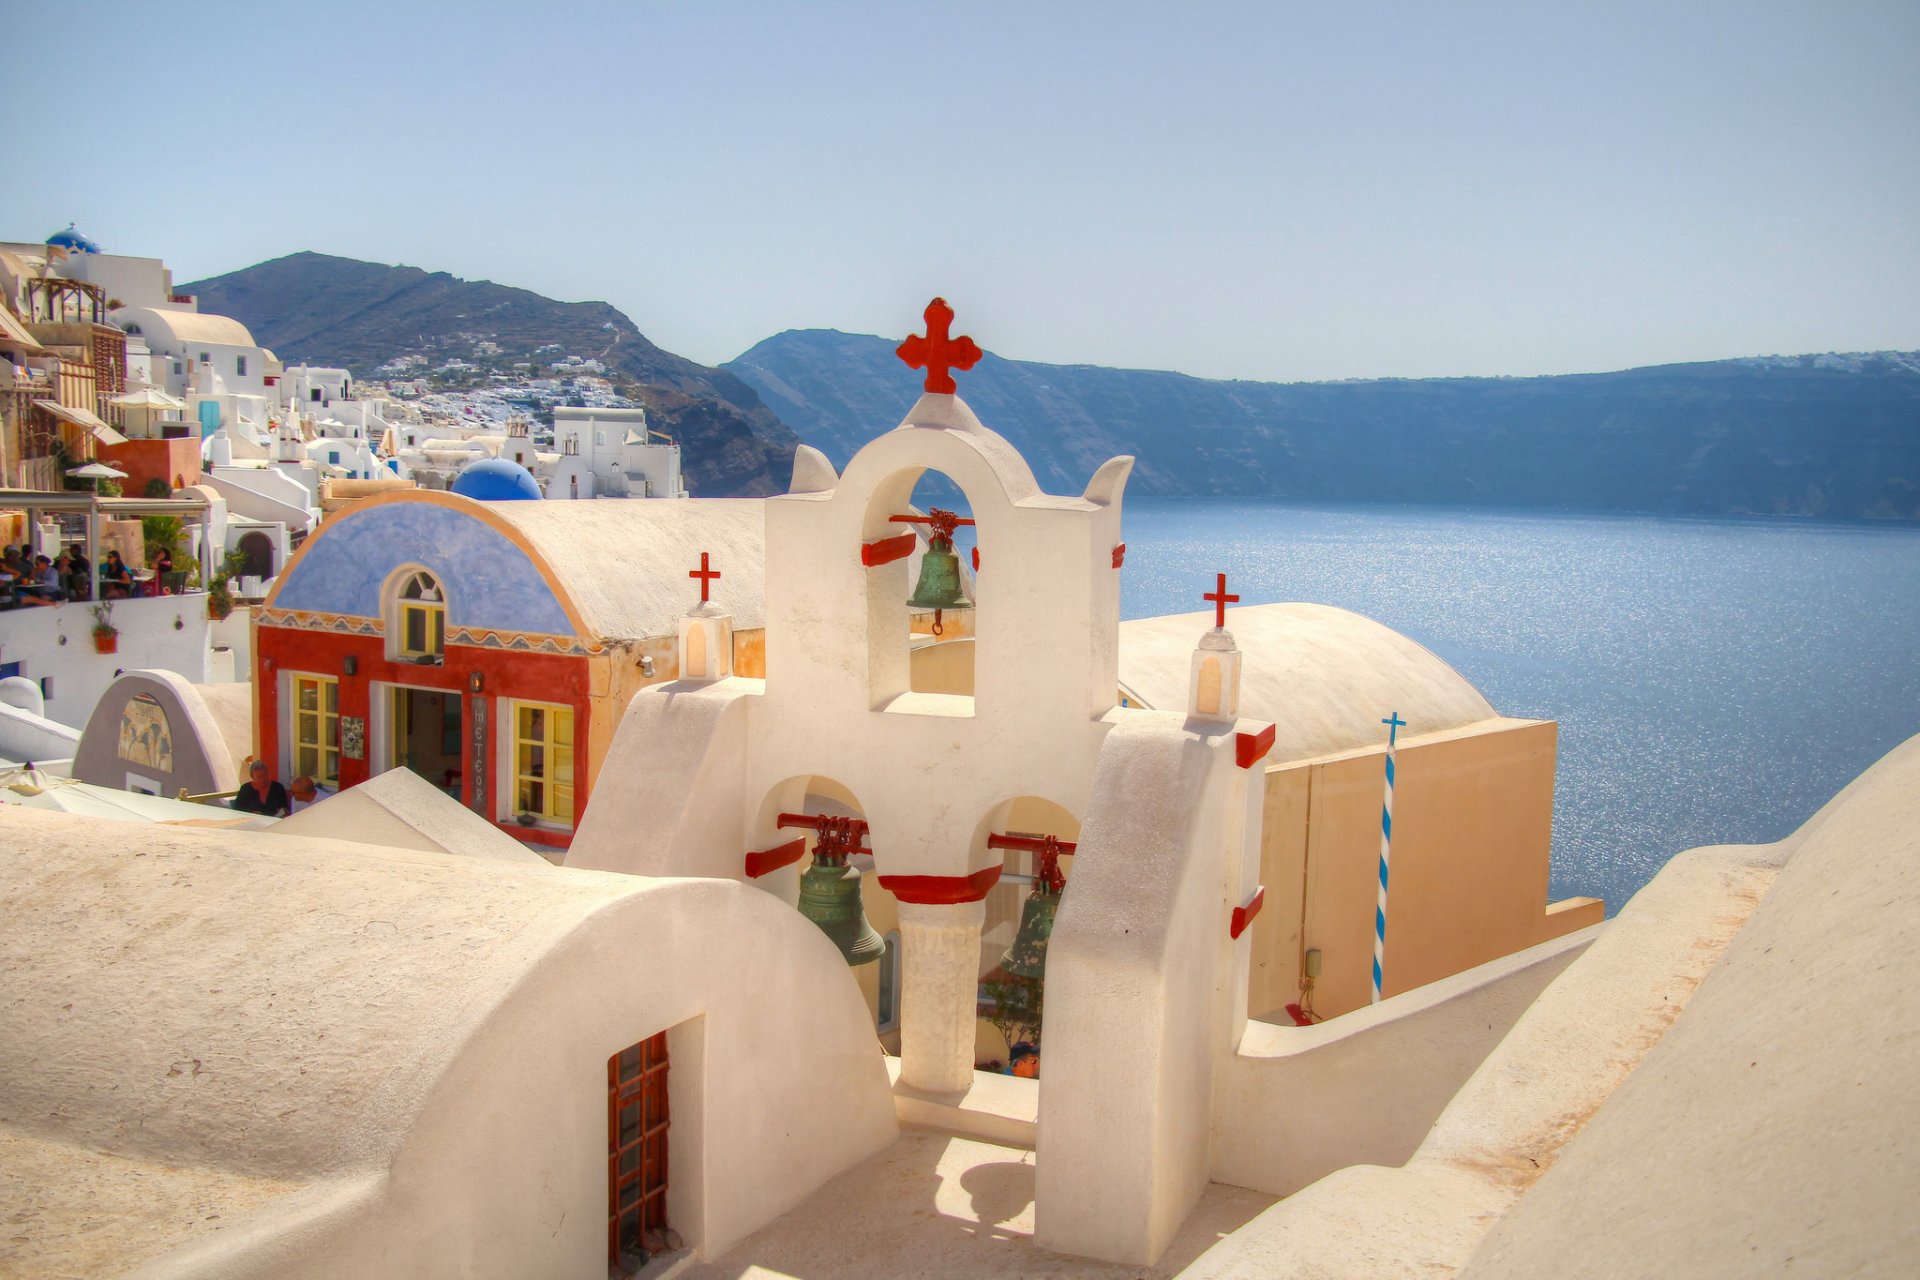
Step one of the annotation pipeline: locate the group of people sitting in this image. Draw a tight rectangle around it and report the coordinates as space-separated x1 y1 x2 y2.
0 542 176 608
0 545 67 607
232 760 332 818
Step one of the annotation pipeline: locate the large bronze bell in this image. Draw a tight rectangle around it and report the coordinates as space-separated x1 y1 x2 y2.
798 857 885 967
999 889 1058 979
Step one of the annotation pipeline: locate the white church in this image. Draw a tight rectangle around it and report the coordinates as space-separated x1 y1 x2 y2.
0 300 1912 1279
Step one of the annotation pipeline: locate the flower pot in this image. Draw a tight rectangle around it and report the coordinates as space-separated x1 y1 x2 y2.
93 630 118 655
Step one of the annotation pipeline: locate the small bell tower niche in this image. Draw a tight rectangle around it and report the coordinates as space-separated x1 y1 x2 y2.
678 552 732 683
1190 573 1243 722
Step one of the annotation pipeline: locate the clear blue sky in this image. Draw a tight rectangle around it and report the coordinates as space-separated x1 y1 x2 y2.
5 1 1917 381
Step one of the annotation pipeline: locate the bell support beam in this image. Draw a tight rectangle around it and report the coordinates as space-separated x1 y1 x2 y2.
744 837 806 879
861 532 916 567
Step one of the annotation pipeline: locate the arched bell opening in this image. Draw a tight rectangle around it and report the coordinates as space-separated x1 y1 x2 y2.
749 775 903 1052
969 796 1081 1076
861 466 980 708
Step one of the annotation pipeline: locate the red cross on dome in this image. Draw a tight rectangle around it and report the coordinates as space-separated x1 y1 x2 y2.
897 297 982 394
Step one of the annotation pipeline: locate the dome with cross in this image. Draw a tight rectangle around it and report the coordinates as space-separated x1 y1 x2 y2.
46 223 102 254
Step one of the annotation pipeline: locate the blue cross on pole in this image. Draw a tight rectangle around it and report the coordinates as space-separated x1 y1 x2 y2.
1382 711 1406 748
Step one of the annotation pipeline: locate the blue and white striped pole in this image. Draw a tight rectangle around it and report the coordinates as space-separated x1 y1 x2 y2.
1372 711 1406 1004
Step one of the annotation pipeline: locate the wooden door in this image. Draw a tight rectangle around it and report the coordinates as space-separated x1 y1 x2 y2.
608 1032 670 1267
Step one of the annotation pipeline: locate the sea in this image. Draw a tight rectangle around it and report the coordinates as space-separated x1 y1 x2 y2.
1111 498 1920 912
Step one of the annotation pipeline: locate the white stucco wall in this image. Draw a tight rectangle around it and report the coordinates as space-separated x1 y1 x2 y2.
1033 707 1266 1266
0 594 212 729
0 812 898 1277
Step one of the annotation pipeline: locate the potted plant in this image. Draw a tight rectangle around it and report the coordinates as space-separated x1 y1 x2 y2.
206 549 246 621
90 602 119 654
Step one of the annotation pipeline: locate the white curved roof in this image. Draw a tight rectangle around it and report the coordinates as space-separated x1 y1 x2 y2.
488 496 768 637
1118 603 1503 762
111 305 258 349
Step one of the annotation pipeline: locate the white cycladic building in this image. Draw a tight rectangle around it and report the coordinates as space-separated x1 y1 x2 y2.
549 406 686 500
280 363 353 409
111 305 277 402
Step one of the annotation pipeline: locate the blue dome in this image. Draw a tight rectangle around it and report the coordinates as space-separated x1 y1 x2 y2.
451 456 543 501
46 224 100 254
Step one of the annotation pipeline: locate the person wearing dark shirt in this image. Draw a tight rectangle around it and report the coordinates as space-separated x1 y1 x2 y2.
233 760 291 817
102 549 132 598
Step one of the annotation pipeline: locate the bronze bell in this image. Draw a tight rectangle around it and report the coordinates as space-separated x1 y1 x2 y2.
798 858 885 967
906 531 973 630
999 889 1059 979
996 833 1070 980
792 814 885 967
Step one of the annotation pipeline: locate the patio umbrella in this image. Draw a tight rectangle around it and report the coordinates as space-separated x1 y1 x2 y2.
65 461 128 494
110 386 186 410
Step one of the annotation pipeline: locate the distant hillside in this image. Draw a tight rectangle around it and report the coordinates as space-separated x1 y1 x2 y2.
183 253 799 496
727 333 1920 520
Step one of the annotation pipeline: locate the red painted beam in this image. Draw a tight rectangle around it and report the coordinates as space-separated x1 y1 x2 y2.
1112 542 1126 568
971 545 979 572
879 865 1003 905
1235 723 1276 770
861 532 916 567
1230 884 1266 940
745 837 806 879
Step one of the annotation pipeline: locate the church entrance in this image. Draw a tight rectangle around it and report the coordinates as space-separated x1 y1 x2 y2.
388 685 463 799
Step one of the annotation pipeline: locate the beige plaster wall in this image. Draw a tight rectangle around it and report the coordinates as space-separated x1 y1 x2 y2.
1456 730 1920 1280
1250 719 1603 1021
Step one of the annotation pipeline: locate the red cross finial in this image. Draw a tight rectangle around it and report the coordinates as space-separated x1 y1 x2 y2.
690 551 720 603
1204 572 1239 629
896 297 982 394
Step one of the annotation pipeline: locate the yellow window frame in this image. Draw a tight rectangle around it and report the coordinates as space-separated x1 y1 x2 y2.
398 600 445 660
291 673 339 787
511 700 576 825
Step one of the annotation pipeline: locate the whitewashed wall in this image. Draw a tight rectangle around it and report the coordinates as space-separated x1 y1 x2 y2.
0 595 211 729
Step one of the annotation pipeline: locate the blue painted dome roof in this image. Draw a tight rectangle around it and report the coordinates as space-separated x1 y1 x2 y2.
46 224 101 254
451 456 543 501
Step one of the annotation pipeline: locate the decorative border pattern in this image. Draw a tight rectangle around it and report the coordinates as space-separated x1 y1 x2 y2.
258 607 600 655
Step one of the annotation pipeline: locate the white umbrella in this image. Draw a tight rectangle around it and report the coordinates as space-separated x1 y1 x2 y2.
65 462 128 479
110 386 186 410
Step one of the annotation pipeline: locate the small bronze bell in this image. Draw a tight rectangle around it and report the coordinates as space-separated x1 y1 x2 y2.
995 833 1070 980
789 813 884 967
999 889 1058 979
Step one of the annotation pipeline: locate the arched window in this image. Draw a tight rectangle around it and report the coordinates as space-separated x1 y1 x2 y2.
390 568 446 662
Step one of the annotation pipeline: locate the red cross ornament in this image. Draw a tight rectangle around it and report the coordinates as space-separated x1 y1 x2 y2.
1204 572 1239 629
897 297 982 394
689 551 720 603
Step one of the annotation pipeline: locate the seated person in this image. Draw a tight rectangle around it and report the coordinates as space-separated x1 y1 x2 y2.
152 546 175 591
288 775 333 813
101 549 133 598
233 760 291 817
18 555 63 605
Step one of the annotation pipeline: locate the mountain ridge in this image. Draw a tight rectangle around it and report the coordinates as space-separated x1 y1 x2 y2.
726 330 1920 520
182 252 799 496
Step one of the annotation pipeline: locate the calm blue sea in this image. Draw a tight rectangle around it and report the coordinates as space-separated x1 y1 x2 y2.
1113 499 1920 912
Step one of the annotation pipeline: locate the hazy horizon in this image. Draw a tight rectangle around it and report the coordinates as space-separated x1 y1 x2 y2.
5 1 1917 383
